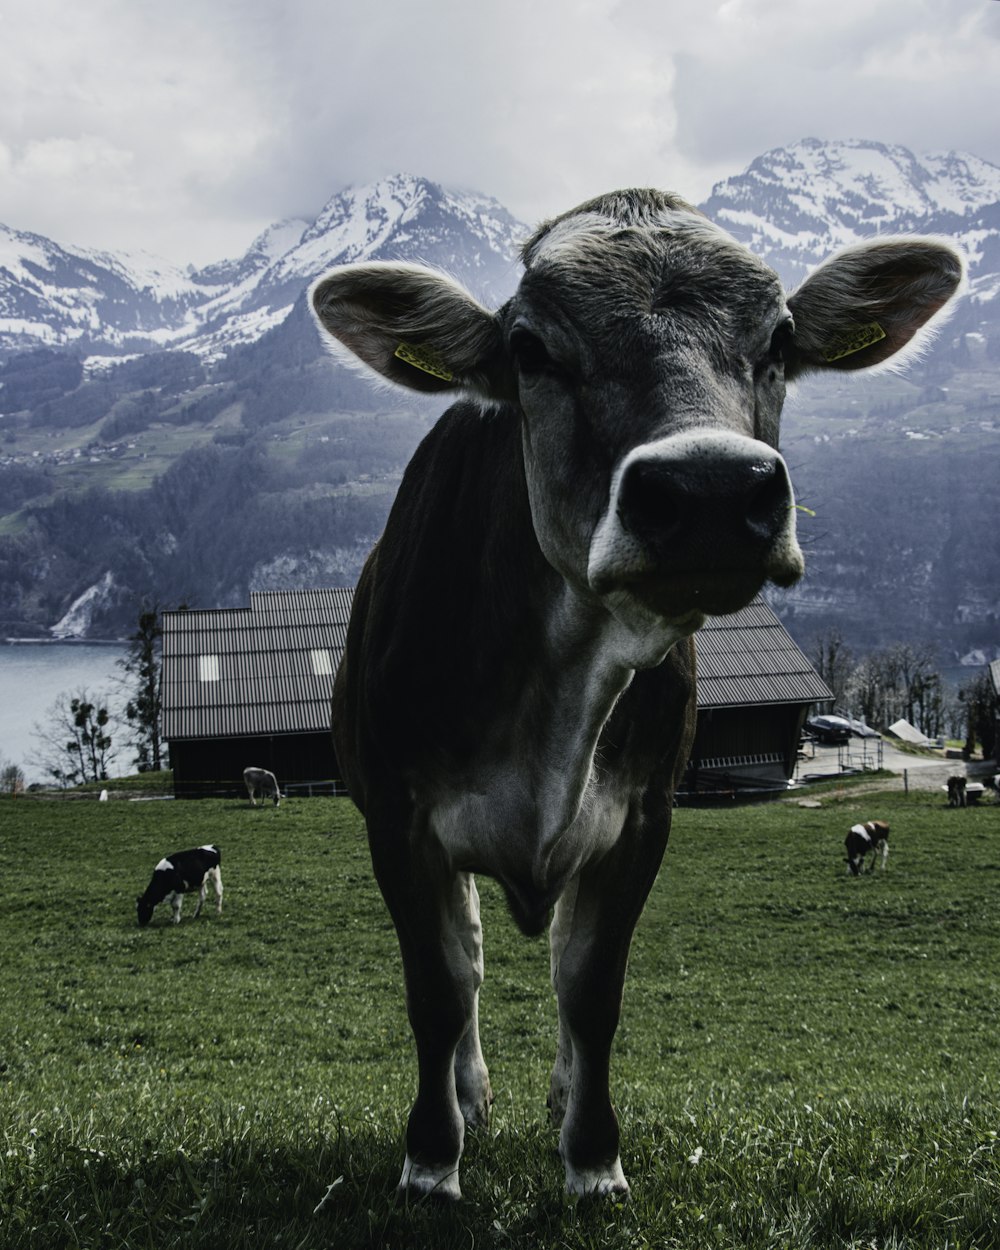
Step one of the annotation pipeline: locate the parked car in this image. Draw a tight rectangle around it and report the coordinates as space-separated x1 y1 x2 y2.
805 714 852 744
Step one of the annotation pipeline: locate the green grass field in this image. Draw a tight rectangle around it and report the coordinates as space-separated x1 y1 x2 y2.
1 786 998 1248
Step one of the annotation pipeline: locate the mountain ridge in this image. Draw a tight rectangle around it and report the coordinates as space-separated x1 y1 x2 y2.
1 138 998 658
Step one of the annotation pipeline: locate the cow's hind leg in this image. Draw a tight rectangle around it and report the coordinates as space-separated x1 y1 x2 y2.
372 840 487 1201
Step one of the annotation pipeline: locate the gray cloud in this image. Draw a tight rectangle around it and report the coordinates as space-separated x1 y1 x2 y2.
1 0 998 265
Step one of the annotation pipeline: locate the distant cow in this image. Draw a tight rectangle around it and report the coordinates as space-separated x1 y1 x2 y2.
136 845 223 926
947 775 967 807
311 187 962 1199
845 821 890 876
244 766 281 807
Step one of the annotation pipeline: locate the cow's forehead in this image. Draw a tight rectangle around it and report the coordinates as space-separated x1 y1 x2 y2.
518 210 785 331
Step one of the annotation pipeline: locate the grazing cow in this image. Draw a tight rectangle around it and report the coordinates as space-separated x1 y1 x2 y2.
311 188 962 1199
845 821 890 876
136 845 223 926
947 775 967 807
244 766 281 807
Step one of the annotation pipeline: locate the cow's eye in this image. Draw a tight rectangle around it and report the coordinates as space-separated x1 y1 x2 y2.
768 320 794 367
756 319 794 384
510 326 559 378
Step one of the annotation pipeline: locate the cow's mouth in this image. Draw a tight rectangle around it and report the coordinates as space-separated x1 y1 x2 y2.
617 568 774 620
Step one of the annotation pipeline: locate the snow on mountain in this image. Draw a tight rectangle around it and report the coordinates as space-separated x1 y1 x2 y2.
2 143 999 368
0 223 210 355
0 175 526 365
702 139 1000 291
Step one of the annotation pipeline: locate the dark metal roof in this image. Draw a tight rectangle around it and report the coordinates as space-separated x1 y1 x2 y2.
161 588 354 741
161 588 828 742
695 599 832 709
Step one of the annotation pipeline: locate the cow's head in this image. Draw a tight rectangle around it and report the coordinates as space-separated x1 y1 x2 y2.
311 190 962 646
136 894 154 926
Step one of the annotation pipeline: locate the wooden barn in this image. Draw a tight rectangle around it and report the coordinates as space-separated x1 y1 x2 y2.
161 589 352 798
683 598 833 795
161 589 830 799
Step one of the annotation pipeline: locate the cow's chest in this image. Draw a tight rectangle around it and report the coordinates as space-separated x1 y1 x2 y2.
423 736 634 926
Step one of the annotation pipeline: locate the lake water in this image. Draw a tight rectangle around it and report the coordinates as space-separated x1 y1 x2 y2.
0 642 129 782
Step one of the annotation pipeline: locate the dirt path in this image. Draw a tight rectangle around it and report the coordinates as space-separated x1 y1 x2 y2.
792 740 996 802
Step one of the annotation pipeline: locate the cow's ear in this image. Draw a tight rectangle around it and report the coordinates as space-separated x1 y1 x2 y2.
311 262 511 398
785 238 964 378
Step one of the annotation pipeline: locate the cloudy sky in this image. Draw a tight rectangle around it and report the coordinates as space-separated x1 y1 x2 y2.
2 0 999 267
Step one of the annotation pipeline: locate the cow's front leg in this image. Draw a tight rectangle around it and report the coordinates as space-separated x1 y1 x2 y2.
548 869 638 1197
169 892 183 924
453 874 492 1129
372 843 488 1202
548 814 670 1199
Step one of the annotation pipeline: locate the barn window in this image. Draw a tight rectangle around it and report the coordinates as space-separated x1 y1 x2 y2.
310 649 333 676
199 654 221 682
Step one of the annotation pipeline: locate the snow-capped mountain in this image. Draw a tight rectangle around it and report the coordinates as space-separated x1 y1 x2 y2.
3 141 999 651
701 138 1000 295
4 142 1000 371
0 224 212 355
0 174 527 362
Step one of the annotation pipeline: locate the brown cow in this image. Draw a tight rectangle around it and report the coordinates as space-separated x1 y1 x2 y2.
845 820 890 875
311 188 962 1199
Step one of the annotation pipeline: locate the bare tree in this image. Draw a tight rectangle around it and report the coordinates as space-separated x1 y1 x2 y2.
31 690 118 786
845 641 943 735
0 754 25 796
809 627 853 710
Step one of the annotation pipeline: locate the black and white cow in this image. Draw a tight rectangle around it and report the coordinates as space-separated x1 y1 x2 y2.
311 188 962 1199
244 766 281 807
845 821 890 876
136 844 223 926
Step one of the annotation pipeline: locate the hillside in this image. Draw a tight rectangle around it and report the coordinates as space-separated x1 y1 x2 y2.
1 141 998 661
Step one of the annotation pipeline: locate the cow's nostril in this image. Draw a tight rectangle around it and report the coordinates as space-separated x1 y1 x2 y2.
618 461 682 539
746 463 792 535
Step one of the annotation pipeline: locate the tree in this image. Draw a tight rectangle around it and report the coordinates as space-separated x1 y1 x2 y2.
119 606 164 772
959 672 999 762
844 641 943 736
809 627 853 710
31 690 117 786
0 756 25 796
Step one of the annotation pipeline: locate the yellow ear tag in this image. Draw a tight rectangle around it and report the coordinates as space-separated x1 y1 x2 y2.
393 342 454 382
823 321 887 363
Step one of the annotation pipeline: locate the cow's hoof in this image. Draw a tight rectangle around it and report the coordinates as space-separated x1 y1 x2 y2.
397 1154 462 1202
564 1156 629 1199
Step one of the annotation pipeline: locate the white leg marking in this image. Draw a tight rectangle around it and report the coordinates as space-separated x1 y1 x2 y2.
211 866 224 913
169 892 183 924
548 877 580 1125
563 1155 629 1198
452 874 491 1128
398 1153 462 1202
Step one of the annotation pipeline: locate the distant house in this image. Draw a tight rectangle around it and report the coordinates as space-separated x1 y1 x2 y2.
162 589 830 799
682 599 833 795
161 589 352 798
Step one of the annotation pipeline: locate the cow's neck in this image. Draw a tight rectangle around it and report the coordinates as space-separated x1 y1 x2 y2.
522 582 690 838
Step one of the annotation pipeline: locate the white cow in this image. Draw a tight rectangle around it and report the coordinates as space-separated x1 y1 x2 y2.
244 766 282 807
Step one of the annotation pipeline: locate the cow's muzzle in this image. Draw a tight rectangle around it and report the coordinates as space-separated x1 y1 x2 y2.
588 430 805 617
